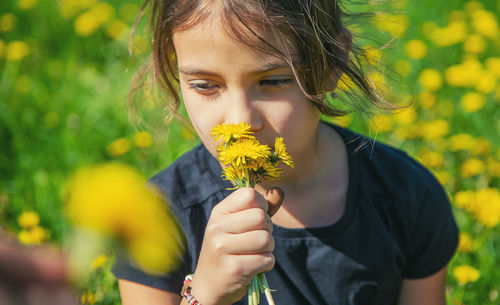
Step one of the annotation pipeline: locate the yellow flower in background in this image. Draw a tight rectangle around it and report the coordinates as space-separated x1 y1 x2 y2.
368 72 387 94
134 131 153 148
18 211 40 229
463 34 486 54
465 1 482 12
18 0 38 10
369 114 393 133
18 226 47 245
471 138 491 156
81 291 96 305
460 158 485 178
471 9 499 40
485 57 500 77
454 190 477 212
75 11 100 36
363 46 381 65
405 40 427 59
474 188 500 227
453 265 480 285
457 233 474 253
88 2 115 24
418 69 442 91
373 13 409 37
107 20 128 40
394 60 411 76
0 40 4 58
430 21 467 47
44 112 60 128
448 134 476 151
475 71 496 94
486 158 500 177
461 92 485 112
417 91 436 109
6 41 29 61
107 138 130 157
90 254 107 269
211 122 255 143
0 13 16 32
418 148 444 168
422 120 449 140
119 4 139 23
331 114 352 127
65 163 185 274
433 170 450 185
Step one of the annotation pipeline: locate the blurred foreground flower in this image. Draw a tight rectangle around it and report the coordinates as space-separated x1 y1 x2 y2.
65 162 184 275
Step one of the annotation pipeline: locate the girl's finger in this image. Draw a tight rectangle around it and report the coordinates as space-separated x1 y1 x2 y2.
222 230 275 255
221 208 273 234
215 188 268 214
265 187 284 217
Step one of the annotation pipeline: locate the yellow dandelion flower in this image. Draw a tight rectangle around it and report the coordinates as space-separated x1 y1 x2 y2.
6 41 29 61
81 291 96 305
475 71 496 94
486 158 500 177
259 161 283 181
107 20 128 40
430 21 467 47
457 233 474 253
18 226 47 245
89 2 115 24
90 254 107 269
461 92 485 112
472 138 491 156
222 164 246 183
65 163 185 274
18 0 38 10
134 131 153 148
18 211 40 229
107 138 130 157
218 138 271 166
448 134 476 151
418 149 444 168
417 91 436 109
273 137 294 168
44 112 60 128
363 46 382 65
369 114 393 133
453 265 480 285
0 13 16 32
474 188 500 227
405 40 427 59
337 73 356 91
471 9 499 40
454 190 477 212
331 114 352 127
463 34 486 54
422 120 449 140
460 158 485 178
373 13 408 37
75 11 100 36
418 69 442 91
394 60 411 77
211 122 255 143
485 57 500 77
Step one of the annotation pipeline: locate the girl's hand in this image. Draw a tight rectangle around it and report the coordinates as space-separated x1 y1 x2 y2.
189 187 283 305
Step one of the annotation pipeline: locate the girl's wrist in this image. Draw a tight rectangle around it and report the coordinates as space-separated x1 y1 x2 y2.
187 275 228 305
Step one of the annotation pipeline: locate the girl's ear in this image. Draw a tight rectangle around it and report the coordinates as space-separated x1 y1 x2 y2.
324 27 352 92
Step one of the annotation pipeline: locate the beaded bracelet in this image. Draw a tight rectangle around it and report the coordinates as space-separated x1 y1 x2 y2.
181 274 202 305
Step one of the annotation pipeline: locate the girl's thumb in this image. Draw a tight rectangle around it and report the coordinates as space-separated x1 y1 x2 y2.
265 187 284 217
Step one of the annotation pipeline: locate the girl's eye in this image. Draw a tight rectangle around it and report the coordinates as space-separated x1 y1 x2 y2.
259 78 292 88
189 81 219 94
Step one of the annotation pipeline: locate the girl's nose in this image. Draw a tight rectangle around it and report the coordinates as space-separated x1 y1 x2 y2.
226 90 263 131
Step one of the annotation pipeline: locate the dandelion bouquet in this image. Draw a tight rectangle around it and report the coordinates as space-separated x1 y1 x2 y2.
211 122 294 305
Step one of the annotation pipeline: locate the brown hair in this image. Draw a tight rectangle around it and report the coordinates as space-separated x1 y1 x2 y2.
129 0 395 128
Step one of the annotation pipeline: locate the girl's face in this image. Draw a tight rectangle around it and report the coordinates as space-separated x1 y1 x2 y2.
173 22 322 177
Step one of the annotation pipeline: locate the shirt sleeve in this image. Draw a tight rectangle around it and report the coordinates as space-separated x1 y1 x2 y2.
112 247 190 293
402 175 459 279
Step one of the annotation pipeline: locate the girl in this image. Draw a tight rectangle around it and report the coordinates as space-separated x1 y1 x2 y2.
113 0 459 304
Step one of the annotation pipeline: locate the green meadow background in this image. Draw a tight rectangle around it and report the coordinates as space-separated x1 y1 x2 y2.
1 0 499 304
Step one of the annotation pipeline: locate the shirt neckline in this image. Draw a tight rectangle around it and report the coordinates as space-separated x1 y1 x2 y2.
272 122 361 239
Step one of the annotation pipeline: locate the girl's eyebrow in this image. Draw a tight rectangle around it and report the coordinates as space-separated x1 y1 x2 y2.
178 62 291 77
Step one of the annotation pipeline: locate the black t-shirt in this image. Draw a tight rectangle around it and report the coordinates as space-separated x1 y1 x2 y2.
112 123 459 305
